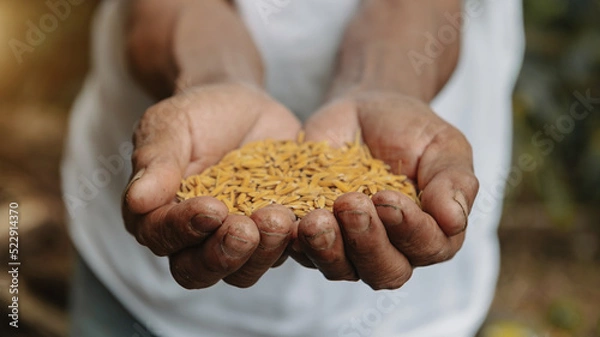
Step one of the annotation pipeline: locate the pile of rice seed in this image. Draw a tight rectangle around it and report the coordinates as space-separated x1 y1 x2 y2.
177 134 419 218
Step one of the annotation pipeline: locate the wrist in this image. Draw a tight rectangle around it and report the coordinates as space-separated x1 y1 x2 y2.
174 55 264 94
324 84 433 111
325 0 461 104
326 43 457 104
327 74 437 105
172 1 264 93
126 0 264 99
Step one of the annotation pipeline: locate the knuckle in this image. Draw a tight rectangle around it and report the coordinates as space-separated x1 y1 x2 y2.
143 103 187 131
146 240 170 257
398 225 420 248
143 104 170 124
136 227 170 256
413 245 457 266
431 247 454 263
130 147 150 168
463 174 479 196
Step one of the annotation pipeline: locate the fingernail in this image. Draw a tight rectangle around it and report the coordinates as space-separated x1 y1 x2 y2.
259 231 289 250
453 190 468 232
221 234 251 258
336 210 371 233
122 168 145 203
374 203 401 212
125 168 145 194
304 229 335 250
374 203 403 226
191 214 222 234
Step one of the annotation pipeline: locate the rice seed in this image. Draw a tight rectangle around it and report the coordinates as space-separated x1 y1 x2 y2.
177 135 420 218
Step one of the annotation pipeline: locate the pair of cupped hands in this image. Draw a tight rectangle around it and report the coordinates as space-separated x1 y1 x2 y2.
122 82 479 290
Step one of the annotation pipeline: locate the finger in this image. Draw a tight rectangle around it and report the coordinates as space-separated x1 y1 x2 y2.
372 190 465 266
417 128 479 236
297 209 358 281
241 102 302 144
126 196 228 256
123 85 265 218
334 192 413 290
169 214 260 289
357 95 437 176
124 103 192 216
303 99 359 147
223 205 295 287
286 218 317 268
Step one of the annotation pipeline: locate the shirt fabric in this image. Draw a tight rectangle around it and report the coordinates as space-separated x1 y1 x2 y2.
61 0 525 336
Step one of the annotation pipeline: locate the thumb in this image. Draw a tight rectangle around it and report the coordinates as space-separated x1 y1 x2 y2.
304 99 359 146
123 103 192 215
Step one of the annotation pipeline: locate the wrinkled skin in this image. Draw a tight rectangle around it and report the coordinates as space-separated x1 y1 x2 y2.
122 83 302 288
292 92 478 289
122 85 478 290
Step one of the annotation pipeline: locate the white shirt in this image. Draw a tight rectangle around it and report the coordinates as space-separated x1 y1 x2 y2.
61 1 524 336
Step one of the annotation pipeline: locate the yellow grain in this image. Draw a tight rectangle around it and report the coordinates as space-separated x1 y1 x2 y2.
222 197 234 211
332 180 351 193
177 134 420 218
236 193 247 205
235 187 257 193
252 199 272 210
210 183 227 197
282 195 301 204
261 180 280 188
316 196 326 209
277 184 297 195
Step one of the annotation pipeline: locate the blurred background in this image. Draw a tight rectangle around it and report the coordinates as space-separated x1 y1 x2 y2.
0 0 598 336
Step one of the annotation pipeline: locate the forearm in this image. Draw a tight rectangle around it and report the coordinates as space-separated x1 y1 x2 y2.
126 0 263 99
329 0 461 102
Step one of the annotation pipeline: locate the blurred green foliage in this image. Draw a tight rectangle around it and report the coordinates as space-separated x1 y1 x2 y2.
511 0 600 228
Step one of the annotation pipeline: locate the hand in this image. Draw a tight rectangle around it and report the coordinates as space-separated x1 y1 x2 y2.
122 82 301 289
292 92 479 289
